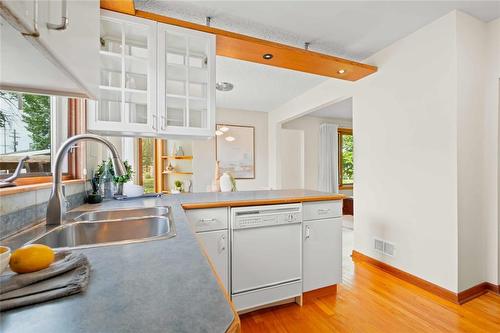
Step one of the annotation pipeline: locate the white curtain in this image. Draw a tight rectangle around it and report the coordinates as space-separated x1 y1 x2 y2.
318 123 339 193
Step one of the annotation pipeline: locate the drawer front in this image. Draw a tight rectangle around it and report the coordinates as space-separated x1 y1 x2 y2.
303 201 342 221
186 208 228 232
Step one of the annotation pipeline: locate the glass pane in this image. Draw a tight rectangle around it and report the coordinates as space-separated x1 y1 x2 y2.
166 33 187 65
167 79 186 96
188 99 206 128
166 96 186 127
100 19 122 55
100 48 122 88
189 82 207 99
0 92 61 177
341 134 354 185
98 89 121 122
125 91 148 124
188 36 208 69
125 58 148 91
123 23 148 59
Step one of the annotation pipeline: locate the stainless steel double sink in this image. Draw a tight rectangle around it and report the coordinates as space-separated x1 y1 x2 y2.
28 207 176 249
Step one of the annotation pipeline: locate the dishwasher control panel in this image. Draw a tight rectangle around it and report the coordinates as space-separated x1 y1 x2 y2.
232 204 302 229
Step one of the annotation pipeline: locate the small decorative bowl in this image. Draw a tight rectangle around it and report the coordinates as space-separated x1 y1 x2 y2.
0 245 11 274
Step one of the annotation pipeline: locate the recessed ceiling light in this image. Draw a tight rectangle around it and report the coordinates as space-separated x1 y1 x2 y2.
263 53 273 60
219 126 229 132
225 136 235 142
216 82 234 92
215 130 223 136
337 69 346 74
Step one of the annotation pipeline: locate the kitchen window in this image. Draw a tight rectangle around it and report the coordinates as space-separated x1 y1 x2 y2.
0 91 81 185
338 128 353 189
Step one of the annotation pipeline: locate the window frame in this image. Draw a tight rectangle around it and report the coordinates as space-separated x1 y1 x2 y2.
338 127 353 190
0 96 83 187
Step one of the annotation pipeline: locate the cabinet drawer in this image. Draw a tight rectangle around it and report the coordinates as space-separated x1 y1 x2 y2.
303 201 342 221
186 208 228 232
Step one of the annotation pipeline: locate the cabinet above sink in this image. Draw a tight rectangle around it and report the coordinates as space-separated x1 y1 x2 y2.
87 10 216 139
0 0 100 98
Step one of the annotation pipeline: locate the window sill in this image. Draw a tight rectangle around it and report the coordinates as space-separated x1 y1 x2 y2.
0 179 85 196
339 185 353 190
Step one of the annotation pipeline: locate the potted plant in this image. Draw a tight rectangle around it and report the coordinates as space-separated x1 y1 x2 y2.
172 180 183 194
96 159 133 196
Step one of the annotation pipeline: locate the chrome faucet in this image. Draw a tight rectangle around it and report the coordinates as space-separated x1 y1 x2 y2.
46 134 126 226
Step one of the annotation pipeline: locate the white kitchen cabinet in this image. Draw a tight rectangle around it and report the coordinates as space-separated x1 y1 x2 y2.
303 217 342 292
187 207 229 292
87 10 157 135
0 0 99 98
87 11 216 138
197 230 229 292
157 23 216 137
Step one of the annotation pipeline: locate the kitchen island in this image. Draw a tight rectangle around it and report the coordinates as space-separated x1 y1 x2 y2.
0 190 343 333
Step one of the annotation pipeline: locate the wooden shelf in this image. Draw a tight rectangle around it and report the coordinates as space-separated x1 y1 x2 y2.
162 171 193 175
162 155 193 160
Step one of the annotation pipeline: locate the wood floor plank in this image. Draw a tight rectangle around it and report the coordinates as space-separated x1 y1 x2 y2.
240 235 500 333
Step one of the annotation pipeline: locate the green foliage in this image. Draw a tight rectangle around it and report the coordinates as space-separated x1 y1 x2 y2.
21 94 51 150
141 138 153 168
174 180 183 189
0 91 18 128
341 134 354 184
96 159 133 184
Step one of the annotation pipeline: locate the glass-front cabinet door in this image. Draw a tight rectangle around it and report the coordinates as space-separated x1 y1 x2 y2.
157 23 215 137
88 10 157 135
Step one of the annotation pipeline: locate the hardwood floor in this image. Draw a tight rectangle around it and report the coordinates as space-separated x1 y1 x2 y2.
240 228 500 332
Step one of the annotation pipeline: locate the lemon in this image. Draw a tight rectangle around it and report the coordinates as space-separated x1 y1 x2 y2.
9 244 55 274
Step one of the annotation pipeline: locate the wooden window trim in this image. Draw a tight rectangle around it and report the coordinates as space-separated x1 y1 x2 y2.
338 128 353 190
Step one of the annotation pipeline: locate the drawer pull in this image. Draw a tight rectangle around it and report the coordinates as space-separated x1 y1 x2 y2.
199 218 216 223
317 208 331 214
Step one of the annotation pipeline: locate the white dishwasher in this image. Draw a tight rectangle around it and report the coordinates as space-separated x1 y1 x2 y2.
231 203 302 311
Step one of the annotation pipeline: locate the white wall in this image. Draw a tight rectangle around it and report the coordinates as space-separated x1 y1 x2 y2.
283 116 352 195
455 12 492 291
353 12 459 292
483 18 500 286
192 108 268 192
269 11 500 292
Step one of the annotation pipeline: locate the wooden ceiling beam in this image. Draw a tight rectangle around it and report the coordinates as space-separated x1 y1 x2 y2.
100 2 377 81
100 0 135 15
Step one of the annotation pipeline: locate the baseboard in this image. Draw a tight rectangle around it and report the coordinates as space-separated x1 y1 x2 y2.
351 250 500 305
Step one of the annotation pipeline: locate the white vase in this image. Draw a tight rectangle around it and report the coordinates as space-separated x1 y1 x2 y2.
220 173 232 192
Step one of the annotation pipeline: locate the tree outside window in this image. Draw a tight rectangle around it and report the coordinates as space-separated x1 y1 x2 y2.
338 128 353 189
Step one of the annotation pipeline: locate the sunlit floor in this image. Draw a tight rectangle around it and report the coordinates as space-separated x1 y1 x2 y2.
240 220 500 332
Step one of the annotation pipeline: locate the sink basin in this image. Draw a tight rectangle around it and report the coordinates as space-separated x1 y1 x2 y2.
29 206 175 249
74 207 169 222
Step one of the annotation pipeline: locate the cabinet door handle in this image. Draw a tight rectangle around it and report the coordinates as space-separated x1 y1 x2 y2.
218 234 226 252
160 115 166 130
47 0 68 30
305 225 311 239
20 0 40 37
152 114 157 130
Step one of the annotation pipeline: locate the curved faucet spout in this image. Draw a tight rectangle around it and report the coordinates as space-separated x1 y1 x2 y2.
46 134 126 226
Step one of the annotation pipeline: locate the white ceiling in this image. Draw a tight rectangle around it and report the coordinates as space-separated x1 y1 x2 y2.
216 56 326 112
308 98 353 120
136 1 500 60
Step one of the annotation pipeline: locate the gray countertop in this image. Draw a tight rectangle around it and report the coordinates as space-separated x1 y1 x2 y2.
0 189 339 333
